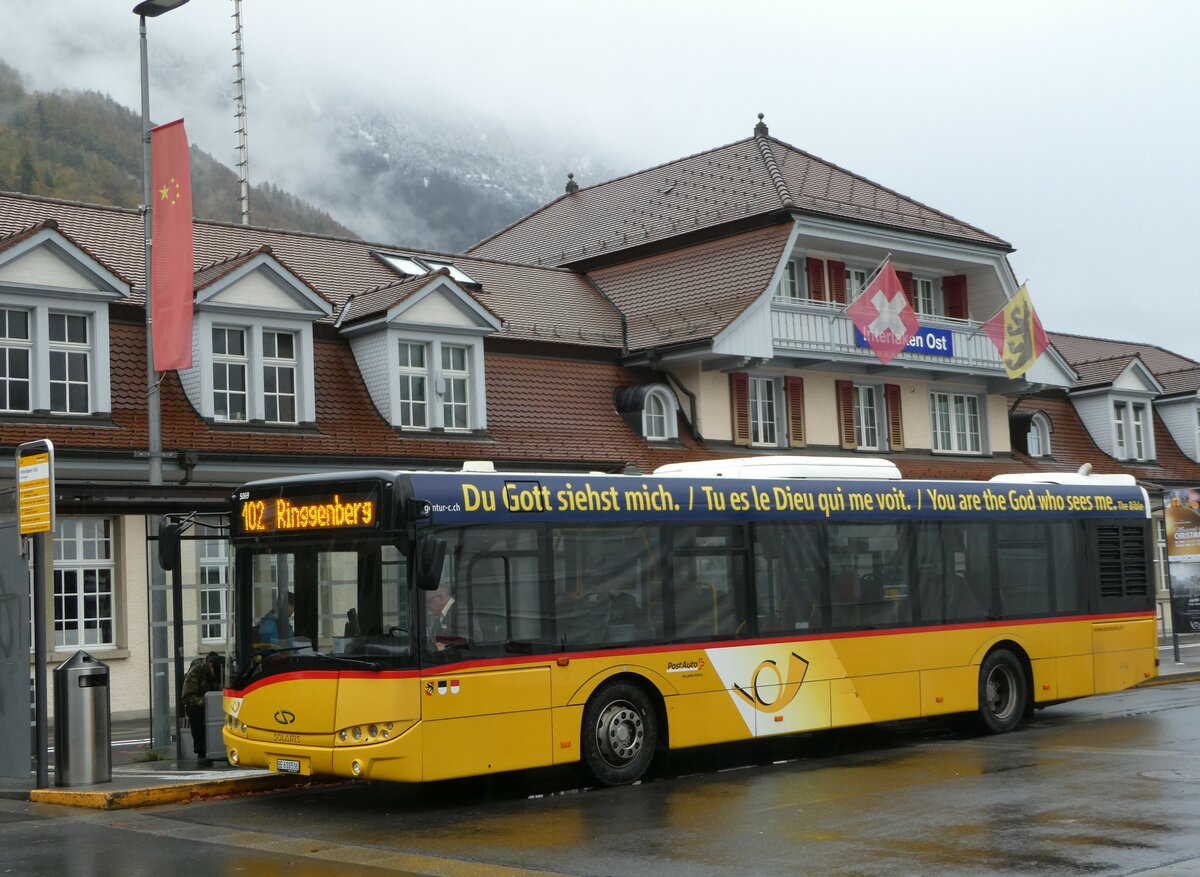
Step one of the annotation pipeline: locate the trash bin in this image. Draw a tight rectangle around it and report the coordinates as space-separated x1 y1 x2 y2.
53 651 111 786
203 690 228 762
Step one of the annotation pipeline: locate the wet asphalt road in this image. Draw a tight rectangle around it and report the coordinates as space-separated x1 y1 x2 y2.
3 681 1200 876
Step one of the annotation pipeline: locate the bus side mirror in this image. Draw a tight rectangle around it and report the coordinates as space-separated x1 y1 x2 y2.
158 519 183 573
415 537 446 591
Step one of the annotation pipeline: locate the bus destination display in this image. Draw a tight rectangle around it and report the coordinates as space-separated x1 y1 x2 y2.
234 483 381 536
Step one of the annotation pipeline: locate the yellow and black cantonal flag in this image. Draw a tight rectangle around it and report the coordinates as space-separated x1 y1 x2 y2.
983 284 1049 379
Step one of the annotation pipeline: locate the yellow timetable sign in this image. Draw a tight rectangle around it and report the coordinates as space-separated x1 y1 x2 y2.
18 449 53 535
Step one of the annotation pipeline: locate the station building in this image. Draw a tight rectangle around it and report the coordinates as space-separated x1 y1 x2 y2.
1 117 1197 730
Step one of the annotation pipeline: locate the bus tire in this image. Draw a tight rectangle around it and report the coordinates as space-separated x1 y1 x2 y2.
581 680 658 786
977 649 1028 734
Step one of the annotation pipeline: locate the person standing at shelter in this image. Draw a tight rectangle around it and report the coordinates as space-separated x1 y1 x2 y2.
182 652 224 767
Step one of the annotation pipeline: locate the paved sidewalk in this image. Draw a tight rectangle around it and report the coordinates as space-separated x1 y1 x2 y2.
3 636 1197 810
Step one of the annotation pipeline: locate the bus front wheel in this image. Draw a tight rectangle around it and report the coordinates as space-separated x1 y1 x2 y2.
977 650 1028 734
582 681 658 786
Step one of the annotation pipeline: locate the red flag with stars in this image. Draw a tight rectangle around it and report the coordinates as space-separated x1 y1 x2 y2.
150 119 194 371
845 261 919 365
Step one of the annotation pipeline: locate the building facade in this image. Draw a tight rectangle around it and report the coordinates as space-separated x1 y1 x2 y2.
2 117 1197 729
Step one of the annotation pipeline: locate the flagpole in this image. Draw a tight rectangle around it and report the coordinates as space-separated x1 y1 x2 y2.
139 14 162 490
963 278 1029 341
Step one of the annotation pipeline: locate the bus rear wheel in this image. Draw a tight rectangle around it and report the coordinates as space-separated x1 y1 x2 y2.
977 649 1028 734
582 680 658 786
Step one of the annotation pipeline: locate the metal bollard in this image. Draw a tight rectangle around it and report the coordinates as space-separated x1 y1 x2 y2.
53 651 111 786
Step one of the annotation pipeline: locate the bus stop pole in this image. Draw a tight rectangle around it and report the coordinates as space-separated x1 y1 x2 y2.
30 533 49 788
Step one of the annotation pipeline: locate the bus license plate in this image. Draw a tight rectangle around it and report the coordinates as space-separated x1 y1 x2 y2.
276 758 301 774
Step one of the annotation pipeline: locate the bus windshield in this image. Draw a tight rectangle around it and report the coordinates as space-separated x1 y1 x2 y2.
234 536 413 681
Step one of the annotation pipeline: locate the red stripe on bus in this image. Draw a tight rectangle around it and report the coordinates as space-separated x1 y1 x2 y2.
226 610 1155 691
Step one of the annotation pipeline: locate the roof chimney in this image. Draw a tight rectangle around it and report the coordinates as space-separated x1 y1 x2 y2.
754 113 768 137
565 172 579 194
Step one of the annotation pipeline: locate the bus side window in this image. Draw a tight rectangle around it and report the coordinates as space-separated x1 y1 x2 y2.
753 523 826 635
669 525 747 641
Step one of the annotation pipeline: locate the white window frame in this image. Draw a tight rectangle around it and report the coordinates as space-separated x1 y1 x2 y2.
642 385 679 442
910 275 942 317
194 315 318 425
198 535 229 643
845 266 869 301
262 329 297 424
386 331 486 432
396 341 428 429
854 384 880 450
1113 399 1151 461
1028 412 1051 458
440 344 471 432
749 376 778 447
776 259 801 300
48 311 91 415
0 296 110 416
930 390 983 455
0 306 32 413
212 325 249 422
53 517 116 650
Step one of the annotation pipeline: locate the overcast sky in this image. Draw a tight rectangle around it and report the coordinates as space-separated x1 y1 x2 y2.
2 0 1198 360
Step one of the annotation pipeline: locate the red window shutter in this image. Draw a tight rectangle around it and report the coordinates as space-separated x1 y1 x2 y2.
896 271 914 305
942 275 968 319
730 372 751 446
785 376 806 448
836 380 856 450
805 258 827 302
885 384 905 451
827 260 847 305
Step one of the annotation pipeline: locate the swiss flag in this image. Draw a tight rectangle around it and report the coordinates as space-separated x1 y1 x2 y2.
150 119 194 371
846 262 918 365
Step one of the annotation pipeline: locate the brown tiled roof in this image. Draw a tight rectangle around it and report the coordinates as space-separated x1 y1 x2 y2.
1158 366 1200 397
0 215 133 287
1071 354 1141 389
0 320 708 473
589 224 792 352
1006 394 1200 485
468 133 1010 267
0 192 620 347
1049 331 1199 375
896 456 1039 480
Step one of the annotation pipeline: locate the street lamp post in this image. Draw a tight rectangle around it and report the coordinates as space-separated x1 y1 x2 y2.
133 0 190 754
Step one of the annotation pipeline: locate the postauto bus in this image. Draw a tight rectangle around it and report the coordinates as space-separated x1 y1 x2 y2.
222 459 1156 785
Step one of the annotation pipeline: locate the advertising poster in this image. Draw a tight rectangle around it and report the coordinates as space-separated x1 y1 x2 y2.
1165 487 1200 634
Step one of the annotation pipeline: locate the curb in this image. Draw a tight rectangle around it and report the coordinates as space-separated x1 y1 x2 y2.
26 774 335 810
1138 671 1200 688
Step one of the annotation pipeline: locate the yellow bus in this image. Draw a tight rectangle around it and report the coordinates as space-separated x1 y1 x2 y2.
222 459 1157 785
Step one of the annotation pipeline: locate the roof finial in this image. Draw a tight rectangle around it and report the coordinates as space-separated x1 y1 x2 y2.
565 172 579 194
754 112 768 137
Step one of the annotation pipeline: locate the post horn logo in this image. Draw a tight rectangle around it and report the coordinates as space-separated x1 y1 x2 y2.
732 652 809 714
273 709 297 725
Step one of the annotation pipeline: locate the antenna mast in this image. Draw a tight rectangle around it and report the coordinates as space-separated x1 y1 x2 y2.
232 0 250 225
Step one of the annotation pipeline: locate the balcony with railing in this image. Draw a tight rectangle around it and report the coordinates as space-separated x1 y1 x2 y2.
771 299 1006 376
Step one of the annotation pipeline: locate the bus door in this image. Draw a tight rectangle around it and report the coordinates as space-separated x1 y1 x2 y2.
419 526 552 780
666 524 756 748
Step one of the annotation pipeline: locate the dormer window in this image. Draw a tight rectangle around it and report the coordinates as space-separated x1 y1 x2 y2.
0 224 126 418
377 252 477 286
1027 412 1052 458
615 383 681 443
1113 400 1151 461
183 249 332 427
340 270 500 435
